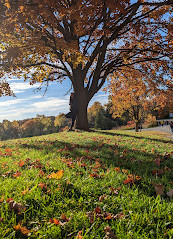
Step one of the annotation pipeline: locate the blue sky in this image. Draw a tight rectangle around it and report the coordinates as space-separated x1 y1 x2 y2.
0 77 109 122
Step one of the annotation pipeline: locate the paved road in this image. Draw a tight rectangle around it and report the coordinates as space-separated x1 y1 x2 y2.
140 125 172 133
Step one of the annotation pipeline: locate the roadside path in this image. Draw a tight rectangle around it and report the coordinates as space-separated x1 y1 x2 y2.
139 125 173 134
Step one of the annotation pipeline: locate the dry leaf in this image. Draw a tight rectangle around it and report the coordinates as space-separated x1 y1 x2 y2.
12 171 22 178
103 226 119 239
13 223 30 236
99 194 108 201
0 195 4 203
49 218 60 225
152 182 164 195
166 188 173 198
154 158 161 167
76 230 83 239
9 200 26 214
48 170 64 179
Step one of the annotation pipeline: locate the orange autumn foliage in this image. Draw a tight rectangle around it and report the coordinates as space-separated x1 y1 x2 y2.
0 0 173 129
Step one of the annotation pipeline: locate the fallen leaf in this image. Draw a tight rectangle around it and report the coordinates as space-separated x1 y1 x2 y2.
115 212 125 219
166 188 173 198
113 167 120 173
99 194 108 201
49 218 60 225
154 158 161 167
18 160 25 167
13 223 30 236
0 195 4 203
76 230 83 239
94 207 101 214
48 170 64 179
21 188 29 195
13 171 22 178
152 182 164 195
6 198 13 203
39 170 45 177
89 173 100 178
103 226 119 239
152 169 165 176
9 200 26 214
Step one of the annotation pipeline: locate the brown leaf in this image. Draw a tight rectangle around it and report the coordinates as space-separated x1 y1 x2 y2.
166 188 173 198
61 214 69 222
114 212 125 219
9 200 26 214
99 194 108 202
103 226 119 239
13 223 30 236
154 158 161 167
152 182 164 195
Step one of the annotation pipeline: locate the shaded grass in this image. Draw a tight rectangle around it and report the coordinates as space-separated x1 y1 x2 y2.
0 130 173 238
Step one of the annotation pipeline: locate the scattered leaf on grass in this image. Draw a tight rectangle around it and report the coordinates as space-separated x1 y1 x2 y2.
13 171 22 178
154 158 161 167
89 173 100 178
21 188 29 195
166 188 173 198
103 226 119 239
50 214 70 226
8 200 26 214
47 170 64 179
18 160 25 167
49 218 60 225
0 195 4 203
152 182 164 195
76 230 83 239
99 194 108 201
86 208 125 223
13 223 30 236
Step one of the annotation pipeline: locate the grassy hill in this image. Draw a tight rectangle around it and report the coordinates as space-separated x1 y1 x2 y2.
0 130 173 238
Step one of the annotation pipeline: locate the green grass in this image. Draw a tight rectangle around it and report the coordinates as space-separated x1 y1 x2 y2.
0 130 173 239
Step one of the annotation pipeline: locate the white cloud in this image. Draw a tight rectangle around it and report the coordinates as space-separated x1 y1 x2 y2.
10 82 41 93
6 78 21 82
0 98 25 107
0 97 68 122
32 97 68 110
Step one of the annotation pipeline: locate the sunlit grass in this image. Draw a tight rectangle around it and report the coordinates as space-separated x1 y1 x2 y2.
0 130 173 238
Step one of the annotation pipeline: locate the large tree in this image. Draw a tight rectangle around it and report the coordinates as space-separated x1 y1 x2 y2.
0 0 173 130
109 75 170 131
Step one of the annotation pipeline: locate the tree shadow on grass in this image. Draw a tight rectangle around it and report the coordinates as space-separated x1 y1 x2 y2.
94 129 173 144
18 138 172 179
16 138 173 199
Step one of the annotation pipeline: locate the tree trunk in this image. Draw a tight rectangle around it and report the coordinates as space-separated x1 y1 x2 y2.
75 88 89 131
135 121 139 132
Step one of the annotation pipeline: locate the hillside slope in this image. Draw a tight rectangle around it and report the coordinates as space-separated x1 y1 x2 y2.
0 130 173 238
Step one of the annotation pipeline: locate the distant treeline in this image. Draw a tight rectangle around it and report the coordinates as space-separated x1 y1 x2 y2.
0 102 127 140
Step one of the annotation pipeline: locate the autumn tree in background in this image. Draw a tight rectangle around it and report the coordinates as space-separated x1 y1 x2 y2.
88 102 103 127
0 0 173 130
151 88 173 119
109 76 151 131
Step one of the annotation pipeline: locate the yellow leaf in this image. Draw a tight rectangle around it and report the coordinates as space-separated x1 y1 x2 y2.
48 170 64 179
5 2 10 9
19 6 24 12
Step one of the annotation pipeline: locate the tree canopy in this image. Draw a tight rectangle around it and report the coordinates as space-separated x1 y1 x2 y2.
0 0 173 129
109 74 173 131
